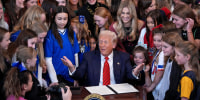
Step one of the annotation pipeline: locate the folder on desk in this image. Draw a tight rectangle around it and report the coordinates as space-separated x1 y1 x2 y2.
85 83 139 95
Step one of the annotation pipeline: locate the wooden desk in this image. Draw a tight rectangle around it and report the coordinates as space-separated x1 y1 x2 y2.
72 86 146 100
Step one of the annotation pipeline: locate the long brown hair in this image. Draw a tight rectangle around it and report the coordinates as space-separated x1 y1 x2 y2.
176 41 200 82
30 22 47 69
4 67 31 98
145 9 166 47
162 31 183 68
5 0 22 31
137 0 154 19
7 29 37 58
50 6 71 48
0 27 10 72
71 16 91 46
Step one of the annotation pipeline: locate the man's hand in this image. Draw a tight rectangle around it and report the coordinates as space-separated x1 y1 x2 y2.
133 63 145 75
61 56 75 72
134 63 144 74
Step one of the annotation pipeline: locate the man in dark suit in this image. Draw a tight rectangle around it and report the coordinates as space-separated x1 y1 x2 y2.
61 30 144 86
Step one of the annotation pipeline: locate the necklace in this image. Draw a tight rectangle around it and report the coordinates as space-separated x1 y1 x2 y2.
87 3 99 15
124 27 132 35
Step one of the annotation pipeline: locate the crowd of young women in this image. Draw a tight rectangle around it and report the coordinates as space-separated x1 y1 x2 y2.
0 0 200 100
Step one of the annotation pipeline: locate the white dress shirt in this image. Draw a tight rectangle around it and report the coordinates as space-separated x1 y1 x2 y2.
99 51 116 86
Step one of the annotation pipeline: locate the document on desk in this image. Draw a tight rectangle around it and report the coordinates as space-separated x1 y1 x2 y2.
108 83 139 94
85 83 139 95
85 85 115 95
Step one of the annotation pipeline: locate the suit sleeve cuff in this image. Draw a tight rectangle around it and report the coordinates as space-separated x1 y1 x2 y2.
69 67 76 75
132 69 140 79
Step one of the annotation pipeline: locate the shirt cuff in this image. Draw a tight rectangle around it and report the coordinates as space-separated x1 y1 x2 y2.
69 67 76 75
132 69 140 79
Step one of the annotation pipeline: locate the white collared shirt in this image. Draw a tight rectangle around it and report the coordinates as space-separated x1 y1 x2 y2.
58 29 66 35
99 51 116 86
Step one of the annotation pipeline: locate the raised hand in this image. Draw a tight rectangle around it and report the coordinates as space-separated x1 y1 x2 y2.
132 63 145 76
185 18 194 32
61 56 75 72
135 63 145 72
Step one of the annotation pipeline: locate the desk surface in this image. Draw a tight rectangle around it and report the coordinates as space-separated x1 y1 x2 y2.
72 86 146 100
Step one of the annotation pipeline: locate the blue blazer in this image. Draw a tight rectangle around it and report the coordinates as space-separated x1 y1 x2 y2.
72 50 136 86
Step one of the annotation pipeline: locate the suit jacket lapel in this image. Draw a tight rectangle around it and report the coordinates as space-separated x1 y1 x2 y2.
113 51 121 83
93 50 101 85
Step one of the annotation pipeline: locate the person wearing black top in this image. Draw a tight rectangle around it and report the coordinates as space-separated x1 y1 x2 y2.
25 72 47 100
172 4 200 48
77 0 107 37
164 61 182 100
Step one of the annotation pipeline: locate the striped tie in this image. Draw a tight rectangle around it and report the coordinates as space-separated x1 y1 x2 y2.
103 57 110 85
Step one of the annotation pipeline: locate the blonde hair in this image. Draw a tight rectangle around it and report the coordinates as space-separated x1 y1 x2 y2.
176 41 200 82
16 46 37 71
94 7 113 37
70 16 91 46
12 6 45 33
30 22 48 35
116 0 138 41
30 22 47 69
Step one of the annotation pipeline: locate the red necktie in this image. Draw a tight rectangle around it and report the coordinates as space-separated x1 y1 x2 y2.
103 57 110 85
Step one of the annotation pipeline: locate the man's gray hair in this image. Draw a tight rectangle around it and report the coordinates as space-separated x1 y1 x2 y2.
99 30 117 43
